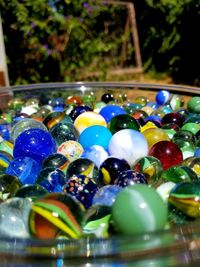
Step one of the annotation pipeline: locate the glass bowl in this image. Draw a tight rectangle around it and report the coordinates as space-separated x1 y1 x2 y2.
0 82 200 267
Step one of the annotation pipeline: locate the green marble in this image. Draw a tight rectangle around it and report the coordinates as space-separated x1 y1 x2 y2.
111 184 168 235
168 182 200 218
108 114 140 134
187 96 200 114
161 165 198 183
181 122 200 135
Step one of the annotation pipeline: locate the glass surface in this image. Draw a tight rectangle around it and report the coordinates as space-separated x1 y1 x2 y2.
0 82 200 267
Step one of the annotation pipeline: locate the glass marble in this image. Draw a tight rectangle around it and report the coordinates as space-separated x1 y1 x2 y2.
49 123 78 147
172 129 196 145
115 169 147 187
134 96 148 106
81 145 108 168
184 113 200 124
108 129 148 166
161 112 185 127
0 112 12 124
0 174 22 201
112 184 168 235
156 90 171 106
92 185 122 207
74 111 107 134
29 192 85 239
25 97 40 107
99 105 126 123
101 93 114 104
82 92 96 106
36 167 66 192
0 197 31 238
98 157 130 187
78 125 112 150
187 96 200 113
69 105 92 121
172 139 195 160
123 103 142 114
43 111 73 130
108 114 140 135
140 121 158 133
194 147 200 157
182 156 200 178
31 105 52 122
195 130 200 146
83 205 111 238
15 184 48 201
66 158 99 182
57 140 84 162
141 106 154 116
13 128 57 165
0 140 13 156
156 181 176 202
8 97 24 111
42 153 69 173
10 118 48 142
132 156 163 185
0 151 13 174
93 101 106 113
21 105 39 116
0 124 11 140
169 94 184 111
66 95 83 106
144 115 162 126
181 122 200 135
168 182 200 218
50 97 65 112
142 128 170 149
149 140 183 170
159 104 173 114
161 165 198 183
62 174 98 209
162 123 180 139
131 110 148 126
13 112 30 123
6 156 41 185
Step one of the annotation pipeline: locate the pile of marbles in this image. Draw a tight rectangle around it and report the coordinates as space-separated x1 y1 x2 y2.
0 88 200 240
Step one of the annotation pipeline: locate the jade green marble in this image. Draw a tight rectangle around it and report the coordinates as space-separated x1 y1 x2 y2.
111 184 168 235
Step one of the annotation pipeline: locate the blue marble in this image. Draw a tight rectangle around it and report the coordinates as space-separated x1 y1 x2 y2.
79 125 112 150
13 128 56 164
36 167 66 192
156 90 171 106
92 185 122 206
6 156 41 184
115 169 147 187
99 105 126 123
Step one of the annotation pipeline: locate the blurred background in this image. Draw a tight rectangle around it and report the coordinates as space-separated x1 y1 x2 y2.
0 0 199 86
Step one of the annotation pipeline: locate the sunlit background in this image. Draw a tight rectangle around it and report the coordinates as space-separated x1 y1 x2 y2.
0 0 199 86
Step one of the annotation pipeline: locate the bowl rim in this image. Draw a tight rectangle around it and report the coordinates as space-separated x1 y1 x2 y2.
0 81 200 94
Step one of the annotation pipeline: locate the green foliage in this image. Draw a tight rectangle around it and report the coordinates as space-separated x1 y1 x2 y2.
1 0 128 84
134 0 200 85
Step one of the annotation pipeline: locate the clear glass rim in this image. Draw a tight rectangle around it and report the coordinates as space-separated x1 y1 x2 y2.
1 81 200 95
